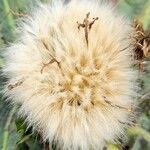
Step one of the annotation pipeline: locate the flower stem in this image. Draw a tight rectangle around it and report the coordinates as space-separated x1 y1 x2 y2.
2 105 17 150
2 0 16 38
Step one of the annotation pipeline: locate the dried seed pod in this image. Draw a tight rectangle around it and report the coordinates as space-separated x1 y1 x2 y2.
132 20 150 71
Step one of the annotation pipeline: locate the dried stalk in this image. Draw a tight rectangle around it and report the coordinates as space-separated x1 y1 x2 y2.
77 12 98 46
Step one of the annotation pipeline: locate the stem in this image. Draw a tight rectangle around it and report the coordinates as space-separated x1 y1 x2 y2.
2 105 17 150
124 0 135 5
2 0 16 38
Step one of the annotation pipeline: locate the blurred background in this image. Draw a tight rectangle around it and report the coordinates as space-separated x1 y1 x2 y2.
0 0 150 150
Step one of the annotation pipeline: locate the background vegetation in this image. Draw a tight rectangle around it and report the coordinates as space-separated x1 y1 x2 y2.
0 0 150 150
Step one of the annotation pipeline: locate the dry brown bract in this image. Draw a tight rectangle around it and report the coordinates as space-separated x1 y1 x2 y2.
8 78 26 90
133 20 150 71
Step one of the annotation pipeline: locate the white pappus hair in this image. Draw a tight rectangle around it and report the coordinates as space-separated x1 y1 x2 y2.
2 0 138 149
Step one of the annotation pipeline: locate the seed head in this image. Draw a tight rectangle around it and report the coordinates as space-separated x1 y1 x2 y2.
3 0 138 149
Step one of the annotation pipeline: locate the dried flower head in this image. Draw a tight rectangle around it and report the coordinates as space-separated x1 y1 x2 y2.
133 20 150 71
3 0 138 149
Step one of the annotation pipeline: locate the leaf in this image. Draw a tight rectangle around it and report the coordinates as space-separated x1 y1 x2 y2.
131 136 150 150
118 0 148 19
128 127 150 142
106 143 119 150
15 118 25 133
16 133 32 145
139 0 150 30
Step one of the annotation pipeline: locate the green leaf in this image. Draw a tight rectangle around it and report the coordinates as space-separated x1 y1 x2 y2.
139 0 150 29
16 133 32 145
128 127 150 142
106 143 119 150
15 118 25 132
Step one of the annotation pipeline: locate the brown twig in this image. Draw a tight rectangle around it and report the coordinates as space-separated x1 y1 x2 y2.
41 59 56 74
77 12 98 46
41 40 63 75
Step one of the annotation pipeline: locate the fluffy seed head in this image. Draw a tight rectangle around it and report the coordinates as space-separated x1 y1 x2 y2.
3 0 138 149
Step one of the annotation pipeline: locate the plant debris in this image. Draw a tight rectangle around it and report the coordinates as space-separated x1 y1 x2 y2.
133 20 150 71
77 12 98 46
